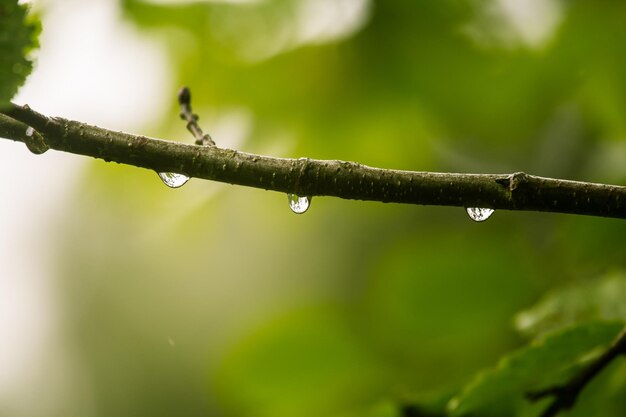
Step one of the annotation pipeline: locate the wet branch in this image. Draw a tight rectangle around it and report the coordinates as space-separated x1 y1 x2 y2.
1 100 626 219
527 325 626 417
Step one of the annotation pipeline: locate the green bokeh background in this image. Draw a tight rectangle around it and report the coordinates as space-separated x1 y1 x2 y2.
49 1 626 416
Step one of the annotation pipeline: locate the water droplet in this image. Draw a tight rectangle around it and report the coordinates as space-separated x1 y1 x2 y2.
466 207 494 222
287 194 311 214
23 126 49 154
158 172 189 188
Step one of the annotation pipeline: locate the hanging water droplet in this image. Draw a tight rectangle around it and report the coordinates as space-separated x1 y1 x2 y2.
158 172 189 188
287 194 311 214
466 207 494 222
23 126 49 154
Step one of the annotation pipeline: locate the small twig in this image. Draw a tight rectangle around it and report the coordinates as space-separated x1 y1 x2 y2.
177 86 215 146
527 325 626 417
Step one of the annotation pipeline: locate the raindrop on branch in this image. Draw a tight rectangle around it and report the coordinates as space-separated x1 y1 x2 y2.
158 172 189 188
23 126 49 155
287 194 311 214
466 207 494 222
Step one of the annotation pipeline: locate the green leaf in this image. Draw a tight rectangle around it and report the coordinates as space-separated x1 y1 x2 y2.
515 272 626 338
0 0 40 106
212 307 390 417
448 321 624 417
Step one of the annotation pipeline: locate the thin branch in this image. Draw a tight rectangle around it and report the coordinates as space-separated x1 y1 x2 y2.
1 102 626 219
527 325 626 417
177 86 214 146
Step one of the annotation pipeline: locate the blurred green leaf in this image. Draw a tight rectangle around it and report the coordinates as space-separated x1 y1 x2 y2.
563 360 626 417
448 321 624 417
0 0 40 106
213 307 389 417
515 272 626 338
361 229 537 391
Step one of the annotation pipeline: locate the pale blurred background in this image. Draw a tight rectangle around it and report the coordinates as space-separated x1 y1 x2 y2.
2 0 626 416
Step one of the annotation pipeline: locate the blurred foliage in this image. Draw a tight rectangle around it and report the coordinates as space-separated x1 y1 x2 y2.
449 321 625 417
45 0 626 417
214 307 389 417
0 0 40 106
516 272 626 337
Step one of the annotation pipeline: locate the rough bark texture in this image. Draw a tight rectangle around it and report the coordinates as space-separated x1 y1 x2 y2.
2 103 626 219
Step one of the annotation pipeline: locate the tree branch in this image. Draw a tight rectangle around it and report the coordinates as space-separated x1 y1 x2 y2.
1 102 626 219
527 325 626 417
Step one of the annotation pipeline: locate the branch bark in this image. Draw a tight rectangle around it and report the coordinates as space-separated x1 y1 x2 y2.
2 102 626 219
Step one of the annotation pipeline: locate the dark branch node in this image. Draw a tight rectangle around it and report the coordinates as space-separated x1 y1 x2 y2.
495 177 510 187
494 172 529 192
509 171 528 191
